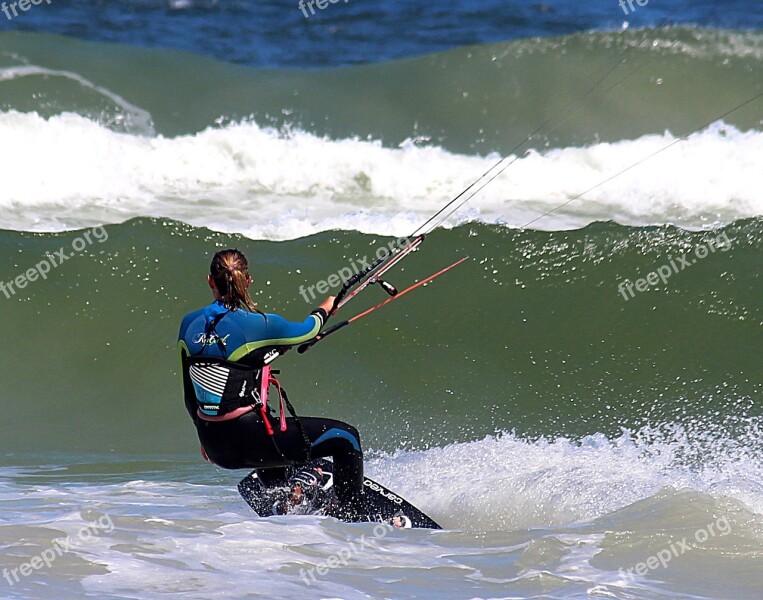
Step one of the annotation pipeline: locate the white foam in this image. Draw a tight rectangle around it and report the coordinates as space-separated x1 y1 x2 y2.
368 422 763 532
1 111 761 238
3 420 763 599
0 66 155 135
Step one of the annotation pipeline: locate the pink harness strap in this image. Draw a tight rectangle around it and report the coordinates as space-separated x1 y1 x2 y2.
197 405 255 422
196 365 288 436
258 365 288 434
258 365 274 435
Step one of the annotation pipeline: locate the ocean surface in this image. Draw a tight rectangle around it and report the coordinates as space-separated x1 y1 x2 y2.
1 1 762 598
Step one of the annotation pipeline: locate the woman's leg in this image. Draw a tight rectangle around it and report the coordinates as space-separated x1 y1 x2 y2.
286 416 364 507
195 411 286 470
196 412 364 507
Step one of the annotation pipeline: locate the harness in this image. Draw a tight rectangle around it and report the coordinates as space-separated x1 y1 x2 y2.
185 310 311 461
187 355 265 418
260 367 312 461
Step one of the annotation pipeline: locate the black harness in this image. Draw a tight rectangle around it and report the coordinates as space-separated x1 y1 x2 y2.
187 355 265 417
184 310 311 462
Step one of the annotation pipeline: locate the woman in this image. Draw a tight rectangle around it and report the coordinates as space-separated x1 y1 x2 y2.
177 249 365 513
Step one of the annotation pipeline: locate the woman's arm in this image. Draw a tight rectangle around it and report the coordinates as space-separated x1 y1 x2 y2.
226 296 334 361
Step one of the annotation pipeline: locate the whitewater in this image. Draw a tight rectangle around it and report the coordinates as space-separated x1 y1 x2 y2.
1 111 762 238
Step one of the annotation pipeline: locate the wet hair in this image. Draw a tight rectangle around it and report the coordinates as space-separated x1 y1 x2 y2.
210 249 264 315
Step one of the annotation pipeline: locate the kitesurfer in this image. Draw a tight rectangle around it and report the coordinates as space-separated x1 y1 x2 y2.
177 249 365 514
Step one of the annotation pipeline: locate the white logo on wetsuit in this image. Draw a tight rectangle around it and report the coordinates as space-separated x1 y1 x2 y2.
263 349 280 364
239 382 247 397
193 333 230 347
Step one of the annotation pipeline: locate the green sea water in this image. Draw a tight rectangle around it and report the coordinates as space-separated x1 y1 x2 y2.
1 219 759 461
1 28 761 149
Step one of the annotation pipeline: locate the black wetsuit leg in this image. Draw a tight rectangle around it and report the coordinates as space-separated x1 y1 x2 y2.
196 413 364 506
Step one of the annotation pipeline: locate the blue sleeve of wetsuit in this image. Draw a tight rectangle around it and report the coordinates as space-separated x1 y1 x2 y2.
261 309 327 341
223 308 328 361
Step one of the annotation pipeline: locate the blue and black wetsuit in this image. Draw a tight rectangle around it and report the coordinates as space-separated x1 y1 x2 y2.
178 300 363 506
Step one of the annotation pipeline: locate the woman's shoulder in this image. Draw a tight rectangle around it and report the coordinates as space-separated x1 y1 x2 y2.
180 302 213 322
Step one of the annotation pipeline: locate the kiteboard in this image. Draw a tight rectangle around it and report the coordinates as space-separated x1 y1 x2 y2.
237 458 441 529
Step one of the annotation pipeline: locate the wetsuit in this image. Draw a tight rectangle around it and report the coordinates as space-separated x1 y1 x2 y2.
177 300 363 507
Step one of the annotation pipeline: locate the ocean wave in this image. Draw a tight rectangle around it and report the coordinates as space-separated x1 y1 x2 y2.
0 111 761 237
372 420 763 532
